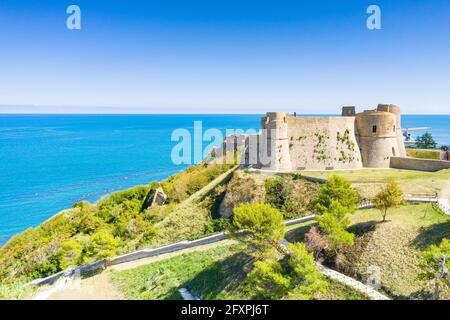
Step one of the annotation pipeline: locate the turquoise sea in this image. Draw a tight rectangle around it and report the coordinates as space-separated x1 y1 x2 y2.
0 114 449 245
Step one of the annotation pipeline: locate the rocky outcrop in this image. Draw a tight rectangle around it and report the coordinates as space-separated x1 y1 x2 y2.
150 187 167 208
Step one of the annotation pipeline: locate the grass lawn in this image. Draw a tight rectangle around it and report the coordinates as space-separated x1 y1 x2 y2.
299 168 450 198
406 149 441 160
285 203 450 299
110 243 368 300
0 281 36 300
343 204 449 299
149 167 237 247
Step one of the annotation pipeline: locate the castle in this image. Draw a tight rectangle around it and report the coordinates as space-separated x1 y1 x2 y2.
245 104 407 171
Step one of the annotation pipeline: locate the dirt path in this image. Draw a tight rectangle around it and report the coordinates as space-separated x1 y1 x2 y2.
36 240 236 300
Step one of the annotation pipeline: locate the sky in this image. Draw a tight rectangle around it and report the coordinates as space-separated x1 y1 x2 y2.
0 0 449 114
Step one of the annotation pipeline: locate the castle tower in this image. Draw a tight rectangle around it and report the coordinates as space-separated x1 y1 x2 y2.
355 109 399 168
341 106 356 117
376 104 406 157
260 112 292 171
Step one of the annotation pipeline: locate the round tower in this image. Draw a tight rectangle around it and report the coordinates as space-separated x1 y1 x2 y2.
355 110 399 168
376 104 406 157
261 112 292 171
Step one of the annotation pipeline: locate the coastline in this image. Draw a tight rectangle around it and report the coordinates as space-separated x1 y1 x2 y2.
1 114 449 246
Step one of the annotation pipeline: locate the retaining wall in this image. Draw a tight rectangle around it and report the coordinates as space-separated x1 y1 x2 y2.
29 215 316 287
390 156 450 172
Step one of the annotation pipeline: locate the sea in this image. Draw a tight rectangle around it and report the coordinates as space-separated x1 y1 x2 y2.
0 114 449 246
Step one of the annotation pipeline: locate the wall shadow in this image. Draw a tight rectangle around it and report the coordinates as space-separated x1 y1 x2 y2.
173 252 254 300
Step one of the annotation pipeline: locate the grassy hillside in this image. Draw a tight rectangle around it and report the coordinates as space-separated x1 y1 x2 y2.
0 162 234 284
110 243 368 300
300 168 450 198
406 148 441 160
287 203 450 299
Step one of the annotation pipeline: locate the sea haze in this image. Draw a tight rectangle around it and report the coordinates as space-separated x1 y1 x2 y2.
0 114 449 245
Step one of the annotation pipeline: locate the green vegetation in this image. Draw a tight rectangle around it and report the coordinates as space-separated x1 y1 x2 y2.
415 132 437 149
0 281 36 300
161 163 234 203
316 201 355 251
230 203 327 299
3 158 449 301
110 243 367 300
0 162 233 284
300 168 450 198
219 171 266 218
340 204 450 299
406 148 441 160
248 242 327 299
311 176 358 264
419 238 450 300
231 203 285 258
373 181 405 221
313 175 360 214
264 175 320 219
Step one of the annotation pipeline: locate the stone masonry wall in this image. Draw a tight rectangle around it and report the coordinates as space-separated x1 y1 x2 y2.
286 116 363 170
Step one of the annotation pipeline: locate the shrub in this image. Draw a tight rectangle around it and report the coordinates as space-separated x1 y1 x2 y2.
265 176 320 219
316 200 355 252
419 238 450 300
161 163 232 203
248 259 291 299
58 239 83 269
248 242 327 300
231 203 285 257
88 231 119 259
313 175 360 214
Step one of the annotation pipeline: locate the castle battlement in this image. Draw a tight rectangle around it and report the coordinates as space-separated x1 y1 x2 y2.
257 104 406 171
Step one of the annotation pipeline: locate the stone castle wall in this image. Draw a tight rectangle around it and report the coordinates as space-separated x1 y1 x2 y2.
285 116 363 170
256 104 407 171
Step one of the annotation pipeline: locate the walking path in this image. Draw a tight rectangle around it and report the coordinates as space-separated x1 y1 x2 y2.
315 263 390 300
33 240 235 300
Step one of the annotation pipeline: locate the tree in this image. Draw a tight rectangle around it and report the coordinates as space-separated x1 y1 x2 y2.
373 181 404 222
58 239 83 269
247 259 291 299
419 238 450 300
231 202 286 257
416 132 437 149
248 243 327 300
313 175 360 214
286 242 327 299
316 200 355 251
88 231 119 259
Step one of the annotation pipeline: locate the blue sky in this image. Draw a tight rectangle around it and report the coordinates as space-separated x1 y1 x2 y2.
0 0 449 114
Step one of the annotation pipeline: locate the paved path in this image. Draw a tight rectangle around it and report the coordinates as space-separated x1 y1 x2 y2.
315 263 390 300
34 240 235 300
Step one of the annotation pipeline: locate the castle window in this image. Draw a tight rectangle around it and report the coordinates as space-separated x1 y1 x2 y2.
372 125 377 133
392 147 396 156
393 125 396 132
